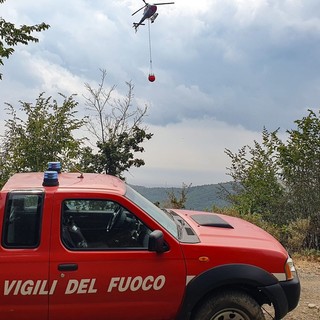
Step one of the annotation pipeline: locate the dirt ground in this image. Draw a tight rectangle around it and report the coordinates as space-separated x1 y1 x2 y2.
282 258 320 320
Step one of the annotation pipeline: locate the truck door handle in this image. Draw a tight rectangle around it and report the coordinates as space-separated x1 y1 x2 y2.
58 263 78 271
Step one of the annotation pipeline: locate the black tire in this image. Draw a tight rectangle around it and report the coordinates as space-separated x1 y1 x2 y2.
193 290 266 320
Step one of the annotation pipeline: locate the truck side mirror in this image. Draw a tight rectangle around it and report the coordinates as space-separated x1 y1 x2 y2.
148 230 168 253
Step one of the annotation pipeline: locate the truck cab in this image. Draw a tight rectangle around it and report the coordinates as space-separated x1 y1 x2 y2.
0 165 300 320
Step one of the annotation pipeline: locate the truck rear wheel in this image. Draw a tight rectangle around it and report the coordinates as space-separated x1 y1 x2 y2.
193 290 265 320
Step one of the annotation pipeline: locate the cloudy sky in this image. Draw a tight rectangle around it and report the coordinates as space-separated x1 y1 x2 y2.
1 0 320 187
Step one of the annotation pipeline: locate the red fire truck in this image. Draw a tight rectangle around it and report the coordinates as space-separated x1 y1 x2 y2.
0 163 300 319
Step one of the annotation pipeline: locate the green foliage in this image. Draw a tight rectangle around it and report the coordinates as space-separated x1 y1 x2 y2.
279 110 320 250
0 93 86 186
211 206 282 242
224 128 285 220
164 183 192 209
224 109 320 251
81 126 152 177
210 206 319 254
80 69 153 179
0 0 50 79
278 110 320 219
285 218 311 253
97 127 152 176
294 249 320 262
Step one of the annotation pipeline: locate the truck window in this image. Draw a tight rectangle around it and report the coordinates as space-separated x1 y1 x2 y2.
2 191 44 248
61 199 152 250
125 185 178 238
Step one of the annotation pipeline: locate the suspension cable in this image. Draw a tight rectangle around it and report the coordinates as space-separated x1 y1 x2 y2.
148 19 153 73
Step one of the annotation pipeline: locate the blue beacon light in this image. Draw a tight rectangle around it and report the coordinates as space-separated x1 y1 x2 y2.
42 171 59 186
43 162 61 186
47 161 61 173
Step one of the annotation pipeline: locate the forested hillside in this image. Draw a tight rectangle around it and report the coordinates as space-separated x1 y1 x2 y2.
131 183 231 211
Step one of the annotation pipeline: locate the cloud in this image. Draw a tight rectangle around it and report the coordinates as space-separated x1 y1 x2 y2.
1 0 320 186
125 117 261 186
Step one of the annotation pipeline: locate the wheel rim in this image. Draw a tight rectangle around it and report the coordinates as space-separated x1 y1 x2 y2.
211 308 251 320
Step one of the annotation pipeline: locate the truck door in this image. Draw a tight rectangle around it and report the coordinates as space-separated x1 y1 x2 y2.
0 191 52 320
49 193 186 320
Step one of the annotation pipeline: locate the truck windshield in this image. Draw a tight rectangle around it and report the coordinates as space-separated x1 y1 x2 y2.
125 185 178 238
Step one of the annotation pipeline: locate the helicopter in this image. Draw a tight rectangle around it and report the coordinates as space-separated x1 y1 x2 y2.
132 0 174 32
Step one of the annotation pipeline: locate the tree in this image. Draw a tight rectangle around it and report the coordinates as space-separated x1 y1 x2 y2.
224 110 320 250
224 128 285 221
0 93 86 186
80 69 153 179
278 109 320 249
165 183 192 209
0 0 50 79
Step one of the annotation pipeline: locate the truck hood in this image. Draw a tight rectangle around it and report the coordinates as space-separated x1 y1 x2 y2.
170 209 287 255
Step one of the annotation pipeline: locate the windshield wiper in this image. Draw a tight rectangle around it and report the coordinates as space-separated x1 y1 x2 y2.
176 223 183 239
162 208 174 220
162 209 183 239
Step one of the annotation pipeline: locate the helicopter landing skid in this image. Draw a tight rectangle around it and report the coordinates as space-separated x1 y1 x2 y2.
150 13 159 23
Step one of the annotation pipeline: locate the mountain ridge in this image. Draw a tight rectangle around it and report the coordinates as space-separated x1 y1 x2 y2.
131 182 232 211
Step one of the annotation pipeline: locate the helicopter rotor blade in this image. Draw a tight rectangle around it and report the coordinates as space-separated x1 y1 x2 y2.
132 5 147 16
153 2 175 5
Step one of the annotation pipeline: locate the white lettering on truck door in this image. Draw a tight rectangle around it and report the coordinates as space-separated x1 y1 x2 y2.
107 275 166 293
4 280 57 296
